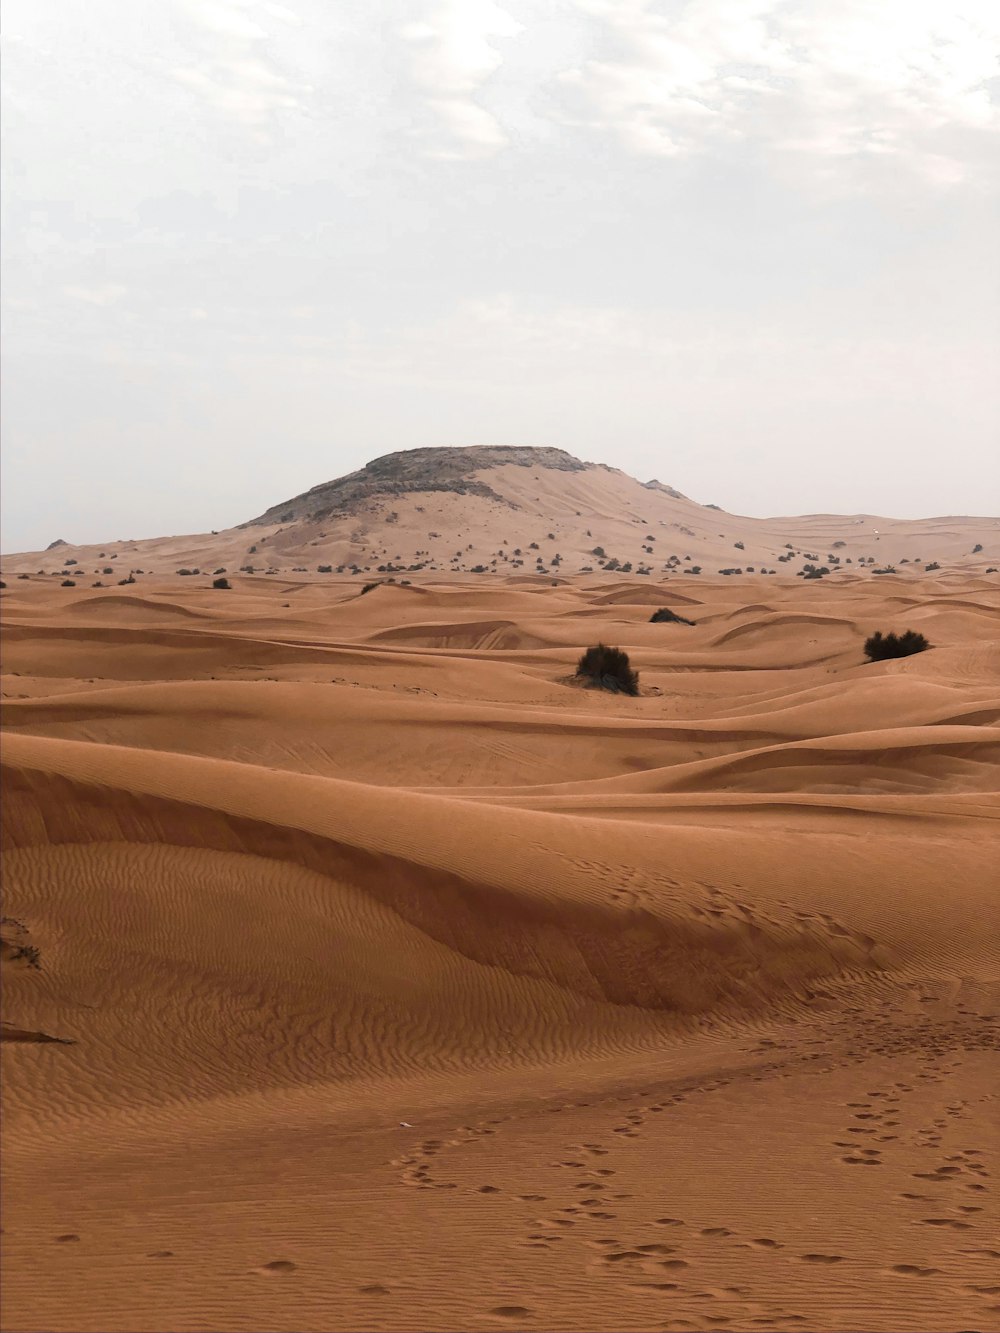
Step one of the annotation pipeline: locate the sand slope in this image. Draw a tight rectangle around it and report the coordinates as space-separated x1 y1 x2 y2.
2 572 999 1333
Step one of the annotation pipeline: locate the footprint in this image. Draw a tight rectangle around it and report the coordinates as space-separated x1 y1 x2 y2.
147 1250 173 1259
890 1264 939 1277
359 1285 389 1295
800 1254 844 1264
655 1218 685 1227
702 1227 734 1236
55 1234 80 1243
254 1260 296 1276
490 1306 532 1319
749 1238 781 1249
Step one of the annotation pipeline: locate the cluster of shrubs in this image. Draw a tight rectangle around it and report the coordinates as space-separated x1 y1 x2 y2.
576 644 639 696
864 630 930 661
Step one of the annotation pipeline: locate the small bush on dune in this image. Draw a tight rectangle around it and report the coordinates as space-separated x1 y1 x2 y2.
576 644 639 696
864 630 930 662
650 607 694 625
212 577 231 589
360 581 380 595
61 579 76 587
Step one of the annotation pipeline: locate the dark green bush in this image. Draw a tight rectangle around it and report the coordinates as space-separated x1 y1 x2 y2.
212 577 231 589
61 579 76 587
864 630 930 662
576 644 639 695
650 607 694 625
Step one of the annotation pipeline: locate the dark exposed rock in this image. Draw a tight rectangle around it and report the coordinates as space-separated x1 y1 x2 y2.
247 446 588 526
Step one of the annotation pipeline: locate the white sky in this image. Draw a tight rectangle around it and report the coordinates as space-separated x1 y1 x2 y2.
2 0 999 550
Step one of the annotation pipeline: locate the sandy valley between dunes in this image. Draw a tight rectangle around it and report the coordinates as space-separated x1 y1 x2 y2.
2 569 998 1333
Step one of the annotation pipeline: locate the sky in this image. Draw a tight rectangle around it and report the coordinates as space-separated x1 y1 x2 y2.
2 0 999 552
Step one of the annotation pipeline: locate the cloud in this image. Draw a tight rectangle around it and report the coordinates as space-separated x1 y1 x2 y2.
555 0 1000 187
63 284 129 306
169 0 310 132
397 0 524 157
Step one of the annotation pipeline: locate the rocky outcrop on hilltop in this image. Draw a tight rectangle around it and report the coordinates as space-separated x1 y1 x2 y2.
246 446 588 526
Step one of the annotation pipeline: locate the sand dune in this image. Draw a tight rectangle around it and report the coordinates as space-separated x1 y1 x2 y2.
2 568 999 1333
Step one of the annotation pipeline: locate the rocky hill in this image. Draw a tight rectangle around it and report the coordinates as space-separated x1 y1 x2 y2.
2 446 996 581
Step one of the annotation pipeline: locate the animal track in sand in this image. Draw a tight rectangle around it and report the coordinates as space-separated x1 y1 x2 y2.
55 1234 80 1243
800 1253 845 1264
254 1260 296 1276
489 1306 532 1320
889 1264 940 1277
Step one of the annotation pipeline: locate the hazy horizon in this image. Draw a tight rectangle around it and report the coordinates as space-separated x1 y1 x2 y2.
3 0 999 553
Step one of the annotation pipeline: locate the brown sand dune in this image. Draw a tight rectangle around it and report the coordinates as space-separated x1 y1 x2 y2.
2 552 999 1333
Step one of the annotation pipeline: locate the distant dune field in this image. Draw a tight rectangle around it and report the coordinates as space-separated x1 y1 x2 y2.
2 567 999 1333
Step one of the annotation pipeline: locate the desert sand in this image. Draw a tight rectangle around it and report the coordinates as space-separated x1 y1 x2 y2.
2 455 999 1333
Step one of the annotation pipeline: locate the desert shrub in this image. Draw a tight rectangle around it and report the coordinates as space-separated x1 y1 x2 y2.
213 567 226 575
102 566 113 574
212 577 231 589
65 558 77 565
61 579 76 587
650 607 694 625
987 567 998 573
871 566 896 575
925 561 940 572
575 644 639 696
591 546 606 558
972 543 983 554
734 540 745 550
18 573 29 580
117 575 136 585
0 580 5 589
864 630 930 662
360 581 380 595
470 564 487 573
317 565 333 573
